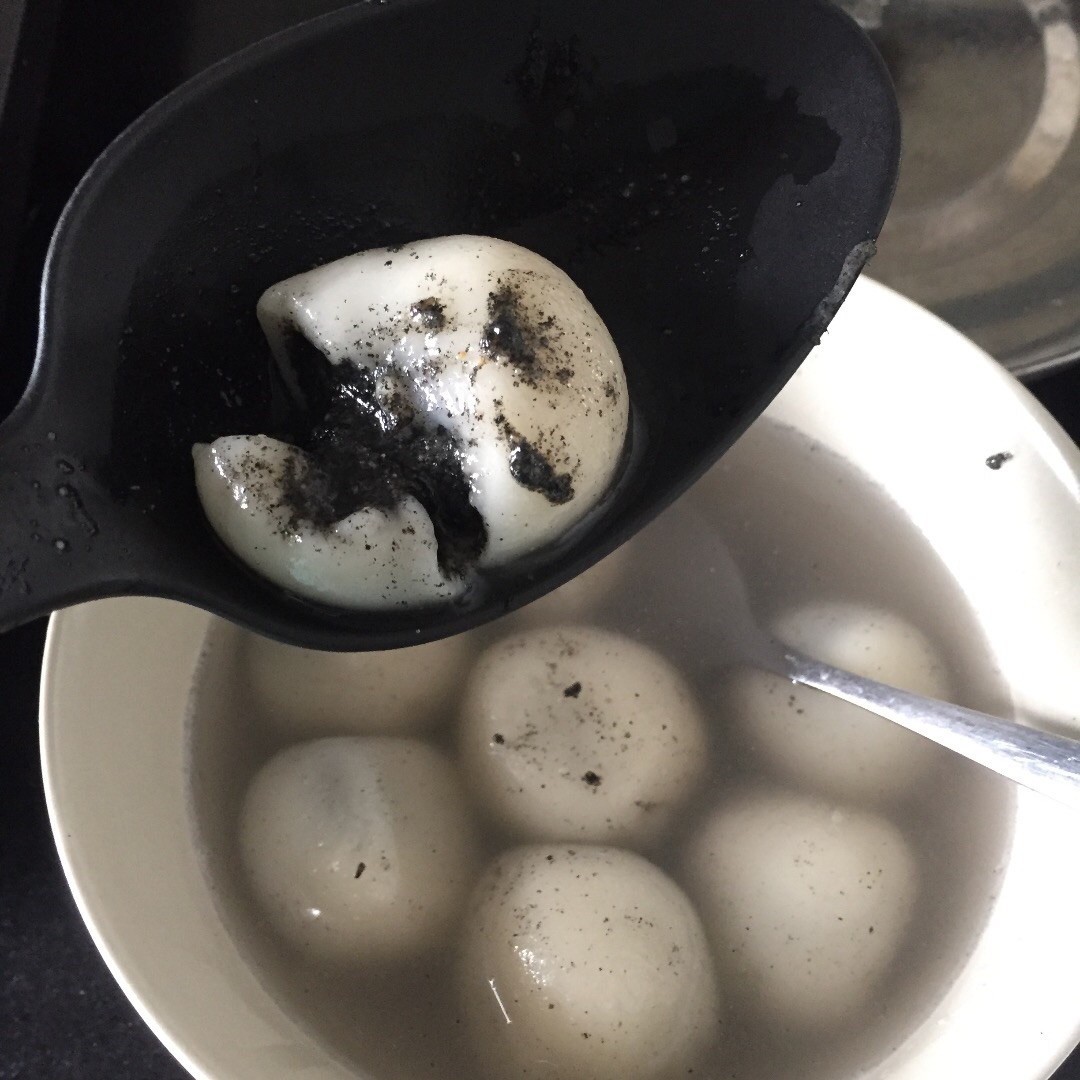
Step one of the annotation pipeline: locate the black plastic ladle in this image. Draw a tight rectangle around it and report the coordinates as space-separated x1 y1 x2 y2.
0 0 899 650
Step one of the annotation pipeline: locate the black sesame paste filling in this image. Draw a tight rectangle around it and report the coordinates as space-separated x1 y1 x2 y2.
508 437 573 504
480 273 559 378
494 413 574 506
478 272 583 507
276 331 487 578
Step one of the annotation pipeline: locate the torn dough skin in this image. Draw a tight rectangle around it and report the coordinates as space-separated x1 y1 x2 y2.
193 236 629 609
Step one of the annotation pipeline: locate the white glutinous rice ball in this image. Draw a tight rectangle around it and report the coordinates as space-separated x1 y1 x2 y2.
240 630 473 737
459 845 722 1080
682 788 918 1029
728 602 951 803
238 737 478 965
193 235 629 609
458 625 708 847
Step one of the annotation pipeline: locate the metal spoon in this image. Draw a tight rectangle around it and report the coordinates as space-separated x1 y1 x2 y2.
0 0 899 650
786 653 1080 811
622 499 1080 813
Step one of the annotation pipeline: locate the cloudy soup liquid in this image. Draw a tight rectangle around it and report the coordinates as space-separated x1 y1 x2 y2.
187 416 1014 1080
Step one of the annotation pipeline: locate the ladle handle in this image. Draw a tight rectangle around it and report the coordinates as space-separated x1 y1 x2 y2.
0 409 135 630
785 649 1080 812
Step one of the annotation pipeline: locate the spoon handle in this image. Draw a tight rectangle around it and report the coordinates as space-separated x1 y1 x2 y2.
0 410 136 631
785 649 1080 812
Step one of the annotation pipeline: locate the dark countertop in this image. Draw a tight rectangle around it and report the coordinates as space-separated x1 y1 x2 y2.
1 2 1079 1077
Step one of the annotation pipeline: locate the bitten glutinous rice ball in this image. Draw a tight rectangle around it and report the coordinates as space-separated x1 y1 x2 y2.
194 236 628 608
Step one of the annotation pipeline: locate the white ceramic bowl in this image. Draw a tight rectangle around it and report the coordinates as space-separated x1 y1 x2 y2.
41 277 1080 1080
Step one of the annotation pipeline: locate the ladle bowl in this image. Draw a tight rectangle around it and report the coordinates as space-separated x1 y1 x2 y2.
0 0 900 650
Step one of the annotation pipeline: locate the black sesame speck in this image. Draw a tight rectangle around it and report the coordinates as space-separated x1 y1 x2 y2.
410 296 447 332
481 282 540 370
